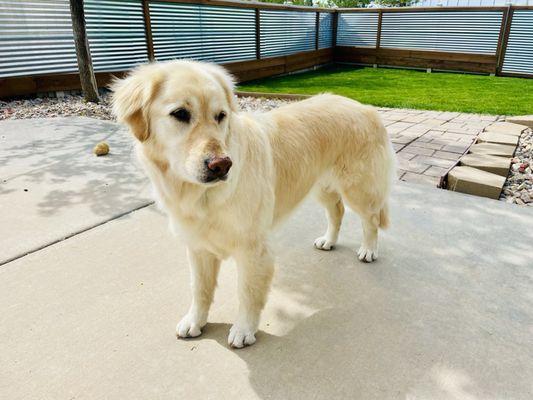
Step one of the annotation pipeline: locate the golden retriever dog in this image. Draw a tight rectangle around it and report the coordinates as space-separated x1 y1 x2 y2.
112 60 395 348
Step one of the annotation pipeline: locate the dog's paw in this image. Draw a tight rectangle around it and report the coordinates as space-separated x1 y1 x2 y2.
314 236 335 251
228 324 256 348
176 314 204 338
357 246 378 263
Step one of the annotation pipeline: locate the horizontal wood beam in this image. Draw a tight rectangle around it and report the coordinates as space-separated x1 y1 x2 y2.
337 6 508 13
0 49 334 99
335 46 498 74
154 0 335 12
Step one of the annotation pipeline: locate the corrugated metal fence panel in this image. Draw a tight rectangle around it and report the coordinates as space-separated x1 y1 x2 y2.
337 12 378 48
85 0 148 72
318 12 333 49
260 10 316 58
502 10 533 75
381 11 503 54
0 0 77 78
150 1 256 63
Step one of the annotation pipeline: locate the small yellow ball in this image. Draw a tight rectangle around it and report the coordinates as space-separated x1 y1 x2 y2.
93 142 109 156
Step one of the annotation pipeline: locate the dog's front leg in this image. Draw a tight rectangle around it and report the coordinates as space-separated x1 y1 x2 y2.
228 244 274 348
176 248 220 338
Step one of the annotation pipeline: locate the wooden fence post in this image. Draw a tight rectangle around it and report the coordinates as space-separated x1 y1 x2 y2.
332 10 338 61
376 10 383 49
315 12 320 51
496 5 514 76
255 8 261 59
69 0 99 103
142 0 155 61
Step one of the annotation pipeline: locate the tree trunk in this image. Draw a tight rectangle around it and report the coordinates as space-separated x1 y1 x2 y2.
69 0 99 103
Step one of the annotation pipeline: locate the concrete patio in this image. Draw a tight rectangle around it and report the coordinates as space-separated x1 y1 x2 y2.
1 118 532 399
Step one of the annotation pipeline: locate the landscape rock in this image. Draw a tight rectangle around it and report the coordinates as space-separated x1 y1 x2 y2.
506 115 533 128
447 166 505 199
485 121 527 136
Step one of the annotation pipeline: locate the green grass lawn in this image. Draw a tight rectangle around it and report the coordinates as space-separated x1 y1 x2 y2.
238 65 533 116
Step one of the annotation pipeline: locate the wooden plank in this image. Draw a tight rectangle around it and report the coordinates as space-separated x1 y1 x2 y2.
0 76 37 97
338 6 507 13
496 6 514 75
236 91 311 100
142 0 155 61
337 47 496 64
377 48 496 64
0 49 334 98
255 8 260 59
232 65 286 82
499 71 533 79
154 0 334 12
335 47 497 74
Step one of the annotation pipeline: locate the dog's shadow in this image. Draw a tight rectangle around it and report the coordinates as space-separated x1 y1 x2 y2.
189 308 507 400
179 194 533 399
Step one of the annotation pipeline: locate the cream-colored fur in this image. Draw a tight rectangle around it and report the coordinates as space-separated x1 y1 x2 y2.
112 60 395 348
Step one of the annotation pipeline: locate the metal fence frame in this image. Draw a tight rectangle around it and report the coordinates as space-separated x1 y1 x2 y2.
0 1 532 99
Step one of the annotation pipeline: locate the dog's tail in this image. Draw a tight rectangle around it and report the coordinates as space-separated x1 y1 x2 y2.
379 202 390 230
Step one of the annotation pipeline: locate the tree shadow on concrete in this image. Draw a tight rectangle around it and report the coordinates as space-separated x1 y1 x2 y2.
199 183 532 399
0 117 151 217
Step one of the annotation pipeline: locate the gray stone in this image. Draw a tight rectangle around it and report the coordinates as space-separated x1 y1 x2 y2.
485 121 527 136
469 143 516 157
447 166 506 199
506 115 533 128
459 153 511 177
477 131 519 146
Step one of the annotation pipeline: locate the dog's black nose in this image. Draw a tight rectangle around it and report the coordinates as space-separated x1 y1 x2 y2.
207 156 232 178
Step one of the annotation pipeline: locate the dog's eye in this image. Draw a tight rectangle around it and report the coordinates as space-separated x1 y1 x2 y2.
171 108 191 123
216 111 226 123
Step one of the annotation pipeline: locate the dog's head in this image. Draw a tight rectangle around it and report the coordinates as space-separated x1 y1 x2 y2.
111 60 237 185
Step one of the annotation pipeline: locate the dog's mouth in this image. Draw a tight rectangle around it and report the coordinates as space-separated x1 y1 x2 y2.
202 173 229 184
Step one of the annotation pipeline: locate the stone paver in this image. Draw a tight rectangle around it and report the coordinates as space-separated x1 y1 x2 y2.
448 166 506 199
378 107 503 187
459 153 512 177
469 143 516 157
506 115 533 128
478 131 519 146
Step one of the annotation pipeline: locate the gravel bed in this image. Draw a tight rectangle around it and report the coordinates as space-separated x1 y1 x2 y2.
0 93 289 121
500 128 533 206
1 94 114 121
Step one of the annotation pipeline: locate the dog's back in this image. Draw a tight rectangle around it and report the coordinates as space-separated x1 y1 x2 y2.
258 93 395 230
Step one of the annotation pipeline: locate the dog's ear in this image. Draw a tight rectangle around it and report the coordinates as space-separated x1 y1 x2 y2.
111 64 162 142
203 63 238 112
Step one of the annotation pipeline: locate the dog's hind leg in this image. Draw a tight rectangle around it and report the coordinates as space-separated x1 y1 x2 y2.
176 248 221 338
341 187 385 263
313 186 344 251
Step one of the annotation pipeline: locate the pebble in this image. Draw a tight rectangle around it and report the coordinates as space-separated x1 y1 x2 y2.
93 142 110 156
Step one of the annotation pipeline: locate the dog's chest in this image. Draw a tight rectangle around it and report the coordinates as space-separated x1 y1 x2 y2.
168 196 245 257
